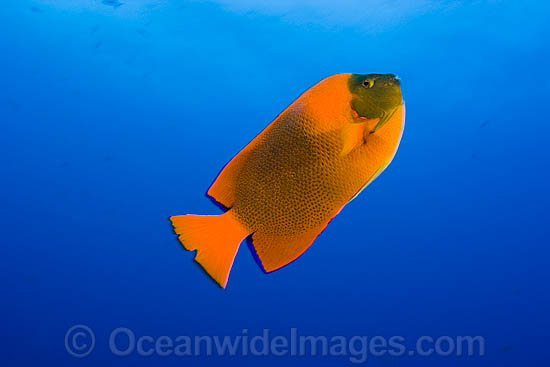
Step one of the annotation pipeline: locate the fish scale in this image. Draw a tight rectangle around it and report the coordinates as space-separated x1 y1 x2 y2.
170 73 404 287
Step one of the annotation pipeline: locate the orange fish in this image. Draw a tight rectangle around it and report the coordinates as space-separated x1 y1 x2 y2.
170 73 405 288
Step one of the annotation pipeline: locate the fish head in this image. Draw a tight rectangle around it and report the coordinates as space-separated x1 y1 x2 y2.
348 73 403 132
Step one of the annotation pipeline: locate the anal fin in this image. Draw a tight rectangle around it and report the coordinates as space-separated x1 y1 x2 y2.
249 222 331 273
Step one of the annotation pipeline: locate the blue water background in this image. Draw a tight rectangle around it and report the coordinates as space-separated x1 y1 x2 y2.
1 1 549 365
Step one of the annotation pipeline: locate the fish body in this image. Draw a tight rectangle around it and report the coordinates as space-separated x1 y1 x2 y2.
170 73 404 287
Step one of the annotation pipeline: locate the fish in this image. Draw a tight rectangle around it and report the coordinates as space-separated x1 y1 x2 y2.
170 73 405 288
30 6 44 13
102 0 124 8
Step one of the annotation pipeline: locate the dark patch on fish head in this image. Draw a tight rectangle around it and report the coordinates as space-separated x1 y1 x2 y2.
348 73 403 132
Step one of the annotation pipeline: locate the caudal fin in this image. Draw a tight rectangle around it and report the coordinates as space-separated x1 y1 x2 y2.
169 211 250 288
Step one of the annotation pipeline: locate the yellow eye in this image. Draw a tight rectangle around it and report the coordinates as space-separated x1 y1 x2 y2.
362 79 374 88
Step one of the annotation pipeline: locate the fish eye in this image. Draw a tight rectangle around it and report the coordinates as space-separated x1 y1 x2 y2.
362 79 374 88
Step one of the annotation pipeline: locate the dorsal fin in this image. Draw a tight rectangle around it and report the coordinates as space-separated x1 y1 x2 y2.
207 106 299 208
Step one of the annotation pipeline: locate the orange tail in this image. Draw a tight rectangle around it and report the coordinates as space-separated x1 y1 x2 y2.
169 210 250 288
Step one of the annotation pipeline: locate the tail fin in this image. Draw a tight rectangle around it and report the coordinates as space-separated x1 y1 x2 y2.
169 211 250 288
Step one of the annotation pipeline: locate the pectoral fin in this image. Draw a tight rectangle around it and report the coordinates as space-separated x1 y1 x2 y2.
340 123 366 156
